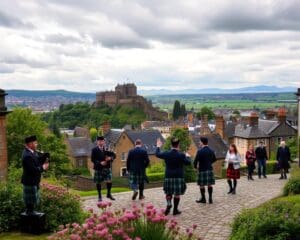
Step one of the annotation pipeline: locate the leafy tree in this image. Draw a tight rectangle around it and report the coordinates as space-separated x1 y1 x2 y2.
286 137 298 160
6 108 70 176
172 100 181 120
89 128 98 142
196 106 215 120
233 110 241 115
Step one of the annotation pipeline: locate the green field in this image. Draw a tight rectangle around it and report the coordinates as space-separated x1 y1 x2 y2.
147 92 297 111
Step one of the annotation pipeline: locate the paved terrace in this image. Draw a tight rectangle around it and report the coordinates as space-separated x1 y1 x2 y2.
82 174 287 240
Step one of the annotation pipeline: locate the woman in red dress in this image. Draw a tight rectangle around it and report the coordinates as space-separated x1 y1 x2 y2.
225 144 241 194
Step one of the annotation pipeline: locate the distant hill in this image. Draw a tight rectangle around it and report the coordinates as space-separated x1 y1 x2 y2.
138 85 296 95
6 90 95 99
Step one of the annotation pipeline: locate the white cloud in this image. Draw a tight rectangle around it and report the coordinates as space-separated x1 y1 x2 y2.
0 0 299 92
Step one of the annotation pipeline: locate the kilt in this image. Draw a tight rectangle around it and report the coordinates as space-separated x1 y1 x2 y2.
163 178 186 195
94 168 112 184
129 172 146 190
278 160 290 170
197 170 215 186
226 164 240 179
23 185 39 205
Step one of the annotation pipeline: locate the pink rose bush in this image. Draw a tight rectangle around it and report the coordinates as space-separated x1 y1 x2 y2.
49 202 202 240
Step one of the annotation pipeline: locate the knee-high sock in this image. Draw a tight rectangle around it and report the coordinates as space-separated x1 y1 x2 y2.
208 186 213 198
233 179 237 189
227 179 233 190
139 182 144 196
200 187 206 200
96 184 102 199
106 182 112 196
173 197 180 211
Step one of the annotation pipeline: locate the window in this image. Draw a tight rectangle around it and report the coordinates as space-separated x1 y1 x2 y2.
120 167 128 177
121 152 127 161
78 159 84 167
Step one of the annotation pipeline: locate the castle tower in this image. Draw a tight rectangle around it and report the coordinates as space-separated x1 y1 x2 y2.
0 89 9 181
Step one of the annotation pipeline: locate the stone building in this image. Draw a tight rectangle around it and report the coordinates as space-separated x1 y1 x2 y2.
96 83 167 120
0 89 9 181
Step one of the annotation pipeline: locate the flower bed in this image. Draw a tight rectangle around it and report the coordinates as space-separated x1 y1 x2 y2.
49 202 201 240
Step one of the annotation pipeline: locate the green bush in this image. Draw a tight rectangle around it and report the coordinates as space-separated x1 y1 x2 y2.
146 162 165 174
0 183 24 232
266 160 279 174
147 172 164 182
184 164 197 183
39 182 87 231
283 167 300 196
230 195 300 240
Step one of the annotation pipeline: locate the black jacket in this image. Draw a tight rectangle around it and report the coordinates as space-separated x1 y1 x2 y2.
155 147 191 178
126 146 150 174
276 146 291 163
91 147 116 170
194 146 217 172
21 148 44 186
255 146 268 160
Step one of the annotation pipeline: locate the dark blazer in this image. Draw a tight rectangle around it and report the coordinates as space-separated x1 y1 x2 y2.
21 148 44 186
193 146 216 172
255 146 268 160
91 146 106 171
155 147 191 178
276 146 291 169
126 146 150 174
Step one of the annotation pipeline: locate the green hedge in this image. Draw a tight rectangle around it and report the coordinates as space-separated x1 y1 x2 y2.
230 195 300 240
147 172 164 182
283 167 300 196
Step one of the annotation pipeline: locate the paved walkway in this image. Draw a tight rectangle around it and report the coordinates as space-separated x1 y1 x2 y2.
82 174 287 240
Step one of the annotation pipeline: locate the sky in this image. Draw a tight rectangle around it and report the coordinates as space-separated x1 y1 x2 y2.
0 0 299 92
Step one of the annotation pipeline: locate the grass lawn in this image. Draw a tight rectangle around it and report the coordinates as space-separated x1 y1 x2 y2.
72 187 131 197
0 232 49 240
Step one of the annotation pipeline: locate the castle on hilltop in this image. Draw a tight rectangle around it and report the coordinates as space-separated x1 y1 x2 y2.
96 83 167 120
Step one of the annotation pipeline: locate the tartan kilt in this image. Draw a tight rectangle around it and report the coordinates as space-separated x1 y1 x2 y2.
23 185 39 205
226 164 240 179
163 178 186 195
94 169 112 184
129 173 145 188
197 170 215 186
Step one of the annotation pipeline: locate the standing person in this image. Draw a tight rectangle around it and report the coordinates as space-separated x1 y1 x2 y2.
127 139 150 200
277 141 291 179
246 144 256 180
21 135 49 215
225 144 241 195
193 137 216 204
255 141 268 179
156 137 191 216
91 136 116 202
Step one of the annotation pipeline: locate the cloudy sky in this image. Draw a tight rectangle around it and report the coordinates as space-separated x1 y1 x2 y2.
0 0 299 92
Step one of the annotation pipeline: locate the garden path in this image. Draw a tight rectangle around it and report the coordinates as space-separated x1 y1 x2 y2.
82 174 287 240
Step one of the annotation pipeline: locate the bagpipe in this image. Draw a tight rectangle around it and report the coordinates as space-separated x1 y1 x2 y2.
36 151 50 165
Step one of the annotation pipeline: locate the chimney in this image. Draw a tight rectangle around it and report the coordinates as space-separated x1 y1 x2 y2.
277 107 287 124
215 115 225 139
102 121 111 135
200 114 211 135
0 89 9 181
249 112 259 127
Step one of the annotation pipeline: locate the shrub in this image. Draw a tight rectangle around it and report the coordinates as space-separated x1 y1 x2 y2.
0 183 23 232
49 202 201 240
39 183 87 231
146 162 165 174
283 167 300 196
147 172 164 182
230 196 300 240
184 164 197 183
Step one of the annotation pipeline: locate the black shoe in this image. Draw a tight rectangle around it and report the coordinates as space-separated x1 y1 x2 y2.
164 205 172 216
173 209 182 215
132 191 138 200
227 189 233 194
98 197 102 202
279 176 284 180
209 198 213 204
232 189 236 195
263 175 267 178
139 195 145 200
26 210 39 216
196 198 206 203
107 194 116 201
258 175 261 179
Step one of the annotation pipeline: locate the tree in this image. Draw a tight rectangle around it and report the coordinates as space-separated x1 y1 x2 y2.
7 108 70 176
196 106 215 120
89 128 98 142
180 104 187 117
172 100 181 120
233 110 241 115
286 137 297 160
